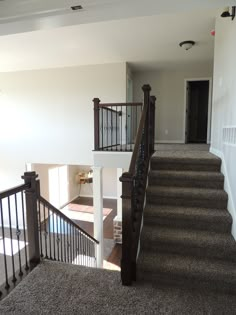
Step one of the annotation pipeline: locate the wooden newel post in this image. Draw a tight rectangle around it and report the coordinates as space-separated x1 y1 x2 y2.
93 98 100 150
22 171 40 269
120 172 134 285
142 84 151 159
150 96 156 154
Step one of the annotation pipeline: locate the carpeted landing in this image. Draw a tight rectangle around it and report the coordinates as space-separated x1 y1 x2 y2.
1 260 236 315
138 149 236 294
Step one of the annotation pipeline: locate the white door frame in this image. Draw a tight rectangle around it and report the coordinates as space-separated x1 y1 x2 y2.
183 77 212 144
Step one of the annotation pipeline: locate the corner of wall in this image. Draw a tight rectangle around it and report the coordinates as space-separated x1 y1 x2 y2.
210 146 236 240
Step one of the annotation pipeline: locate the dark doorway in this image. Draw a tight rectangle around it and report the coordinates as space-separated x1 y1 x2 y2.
185 80 209 143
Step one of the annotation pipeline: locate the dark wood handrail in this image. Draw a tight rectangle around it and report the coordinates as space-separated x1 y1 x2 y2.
38 195 99 244
128 99 149 175
99 102 142 107
0 183 30 199
120 84 156 286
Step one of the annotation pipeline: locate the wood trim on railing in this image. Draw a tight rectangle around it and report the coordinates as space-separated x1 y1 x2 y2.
38 195 99 244
120 84 154 286
128 85 151 175
99 102 142 107
0 183 30 199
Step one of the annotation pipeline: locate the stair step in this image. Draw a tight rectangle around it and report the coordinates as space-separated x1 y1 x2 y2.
137 251 236 293
144 205 232 233
147 186 228 209
149 170 224 189
141 225 236 262
151 152 221 172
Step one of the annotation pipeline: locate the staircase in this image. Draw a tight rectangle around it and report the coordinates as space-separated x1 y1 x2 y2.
138 150 236 293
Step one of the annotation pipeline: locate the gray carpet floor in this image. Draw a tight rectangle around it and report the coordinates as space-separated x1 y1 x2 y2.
1 260 236 315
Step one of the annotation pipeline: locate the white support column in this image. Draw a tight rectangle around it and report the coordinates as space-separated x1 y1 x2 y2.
93 166 104 268
114 168 123 244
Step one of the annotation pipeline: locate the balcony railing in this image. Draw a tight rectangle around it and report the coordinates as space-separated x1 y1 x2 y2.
93 100 143 151
0 172 98 299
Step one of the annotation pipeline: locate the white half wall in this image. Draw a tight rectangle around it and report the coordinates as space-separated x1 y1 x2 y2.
133 63 213 143
210 17 236 239
0 62 127 190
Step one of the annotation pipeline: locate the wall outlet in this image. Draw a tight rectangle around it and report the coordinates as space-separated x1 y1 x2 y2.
165 129 169 135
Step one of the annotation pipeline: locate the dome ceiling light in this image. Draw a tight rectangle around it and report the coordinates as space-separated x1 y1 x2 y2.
179 40 195 51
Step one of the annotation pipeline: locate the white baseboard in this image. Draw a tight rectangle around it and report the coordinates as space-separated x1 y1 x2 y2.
210 147 236 240
79 194 117 200
155 140 185 144
60 194 80 209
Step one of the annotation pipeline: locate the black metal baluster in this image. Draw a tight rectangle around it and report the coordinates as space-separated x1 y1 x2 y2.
43 204 48 259
89 241 91 267
126 105 128 151
48 208 52 260
111 109 113 149
64 220 66 262
79 231 81 265
70 224 72 263
75 230 79 265
135 105 137 139
73 226 76 264
121 108 123 151
60 217 63 262
116 106 118 150
67 222 70 263
14 194 23 276
56 215 60 261
106 109 108 151
130 106 132 151
0 199 10 290
37 199 43 258
102 107 104 149
52 211 56 260
7 197 16 283
21 191 29 271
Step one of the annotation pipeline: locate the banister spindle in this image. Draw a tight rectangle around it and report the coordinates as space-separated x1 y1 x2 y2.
93 98 100 150
150 96 156 154
142 85 151 160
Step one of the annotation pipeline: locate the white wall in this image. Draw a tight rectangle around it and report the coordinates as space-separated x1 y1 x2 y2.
0 62 127 191
133 63 213 143
210 17 236 239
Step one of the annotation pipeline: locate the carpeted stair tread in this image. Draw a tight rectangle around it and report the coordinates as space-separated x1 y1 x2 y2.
137 252 236 292
144 204 232 233
149 170 224 189
147 186 228 209
152 151 221 163
147 186 227 200
141 225 236 262
151 152 221 171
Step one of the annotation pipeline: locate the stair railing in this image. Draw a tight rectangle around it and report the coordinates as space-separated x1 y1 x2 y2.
120 85 156 285
93 99 143 151
0 171 99 299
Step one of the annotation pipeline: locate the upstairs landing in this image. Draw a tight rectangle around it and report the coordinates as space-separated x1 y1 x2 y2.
0 260 236 315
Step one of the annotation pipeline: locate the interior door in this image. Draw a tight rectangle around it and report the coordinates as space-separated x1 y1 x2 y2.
186 81 209 143
185 81 191 143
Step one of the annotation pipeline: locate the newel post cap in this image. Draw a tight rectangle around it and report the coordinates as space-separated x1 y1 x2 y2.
142 84 151 92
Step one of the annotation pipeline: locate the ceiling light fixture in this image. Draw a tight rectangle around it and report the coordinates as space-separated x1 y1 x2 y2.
71 5 83 11
179 40 195 51
221 6 235 20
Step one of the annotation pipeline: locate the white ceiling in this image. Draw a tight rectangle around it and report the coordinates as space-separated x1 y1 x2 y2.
0 1 234 72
